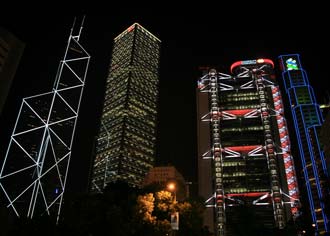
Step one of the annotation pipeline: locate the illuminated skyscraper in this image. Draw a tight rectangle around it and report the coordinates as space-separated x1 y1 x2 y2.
197 59 300 236
279 54 330 235
90 23 161 191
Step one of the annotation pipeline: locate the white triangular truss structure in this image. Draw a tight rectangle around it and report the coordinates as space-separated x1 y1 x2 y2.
0 17 90 223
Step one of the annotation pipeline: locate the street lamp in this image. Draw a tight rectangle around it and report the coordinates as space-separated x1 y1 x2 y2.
167 182 177 203
167 182 178 236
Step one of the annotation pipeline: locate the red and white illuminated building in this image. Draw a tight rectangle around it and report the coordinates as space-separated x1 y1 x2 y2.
196 59 300 235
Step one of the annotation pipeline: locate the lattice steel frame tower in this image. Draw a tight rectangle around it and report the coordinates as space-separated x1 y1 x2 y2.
279 54 330 234
0 17 90 222
197 59 300 236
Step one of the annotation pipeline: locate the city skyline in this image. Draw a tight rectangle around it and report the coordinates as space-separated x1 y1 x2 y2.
0 10 328 197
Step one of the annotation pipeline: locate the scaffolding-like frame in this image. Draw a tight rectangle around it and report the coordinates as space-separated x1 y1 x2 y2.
0 17 90 223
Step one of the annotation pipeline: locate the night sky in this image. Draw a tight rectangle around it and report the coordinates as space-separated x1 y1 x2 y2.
0 7 329 196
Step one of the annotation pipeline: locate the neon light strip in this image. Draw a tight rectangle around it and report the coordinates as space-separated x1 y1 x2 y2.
230 58 274 73
272 85 299 214
279 54 329 231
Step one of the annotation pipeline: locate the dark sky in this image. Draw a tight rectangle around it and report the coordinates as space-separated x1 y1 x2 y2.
0 7 329 195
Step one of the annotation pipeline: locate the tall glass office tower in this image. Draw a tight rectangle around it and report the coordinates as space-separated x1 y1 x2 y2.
279 54 329 235
90 23 161 192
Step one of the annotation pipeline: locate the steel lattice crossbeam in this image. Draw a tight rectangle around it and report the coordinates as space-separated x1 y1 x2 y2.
0 17 90 223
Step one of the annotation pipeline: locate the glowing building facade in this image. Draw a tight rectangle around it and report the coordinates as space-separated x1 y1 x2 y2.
90 23 161 191
197 59 300 236
279 54 330 235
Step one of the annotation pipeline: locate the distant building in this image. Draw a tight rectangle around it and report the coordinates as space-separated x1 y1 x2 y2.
90 23 161 192
197 59 300 235
279 54 330 235
0 27 25 115
143 166 187 200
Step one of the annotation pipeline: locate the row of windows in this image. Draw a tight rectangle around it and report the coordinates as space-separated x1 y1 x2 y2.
112 39 134 54
220 104 260 110
134 39 160 57
221 126 264 133
132 70 158 86
126 121 156 141
133 46 160 68
106 75 129 93
113 33 134 51
104 85 158 113
123 137 155 156
220 96 259 102
222 161 246 167
128 113 156 130
301 106 320 126
295 87 312 104
97 120 156 152
132 56 159 74
94 143 154 165
127 103 152 121
286 70 305 87
104 86 128 104
92 163 118 178
128 149 154 162
128 115 156 134
102 104 125 119
130 89 157 108
223 172 246 177
125 114 156 133
129 98 157 117
112 48 132 62
95 146 121 159
99 117 124 134
107 66 130 83
106 69 158 100
96 148 121 162
96 136 122 152
120 162 148 176
132 66 159 83
135 29 160 48
111 49 132 66
129 86 158 106
220 91 258 98
121 156 153 173
135 29 160 46
96 139 121 153
125 131 155 149
97 124 123 144
104 94 127 111
93 155 120 170
131 71 158 91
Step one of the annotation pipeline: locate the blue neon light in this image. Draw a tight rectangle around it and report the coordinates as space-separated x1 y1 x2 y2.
279 54 329 232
